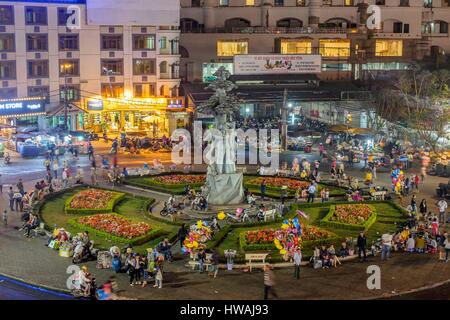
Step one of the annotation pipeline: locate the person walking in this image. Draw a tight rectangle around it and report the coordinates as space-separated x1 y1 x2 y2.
307 182 316 203
381 232 393 261
263 264 278 300
177 224 188 251
437 198 447 224
53 160 59 179
154 265 163 288
294 249 302 280
62 169 68 189
444 235 450 262
90 166 97 185
8 187 14 211
0 174 3 193
260 179 267 201
419 199 427 219
16 178 24 195
357 231 367 262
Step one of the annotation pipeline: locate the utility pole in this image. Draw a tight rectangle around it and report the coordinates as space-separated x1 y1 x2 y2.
281 88 288 152
63 64 70 132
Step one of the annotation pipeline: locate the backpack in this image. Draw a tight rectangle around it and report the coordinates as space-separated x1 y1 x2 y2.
112 256 122 273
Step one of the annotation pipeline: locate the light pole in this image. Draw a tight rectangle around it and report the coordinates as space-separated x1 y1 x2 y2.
281 88 288 151
62 63 72 132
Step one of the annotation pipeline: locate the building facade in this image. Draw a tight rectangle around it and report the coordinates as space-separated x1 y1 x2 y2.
0 0 187 137
180 0 450 82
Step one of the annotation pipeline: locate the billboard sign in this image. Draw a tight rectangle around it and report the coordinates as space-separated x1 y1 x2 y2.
0 99 45 117
87 99 103 111
234 54 321 75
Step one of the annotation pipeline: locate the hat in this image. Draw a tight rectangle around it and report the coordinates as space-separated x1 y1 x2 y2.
146 248 153 252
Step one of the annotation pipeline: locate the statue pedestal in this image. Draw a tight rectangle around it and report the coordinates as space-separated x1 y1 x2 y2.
207 172 244 205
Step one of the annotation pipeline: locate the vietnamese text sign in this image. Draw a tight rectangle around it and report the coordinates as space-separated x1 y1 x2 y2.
0 100 45 117
234 55 321 75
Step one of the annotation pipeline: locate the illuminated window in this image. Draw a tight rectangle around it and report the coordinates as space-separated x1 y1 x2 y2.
280 39 312 54
246 0 255 5
217 40 248 57
319 39 350 57
345 0 354 5
375 40 403 56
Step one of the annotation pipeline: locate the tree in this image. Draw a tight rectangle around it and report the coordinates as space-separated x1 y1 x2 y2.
372 66 450 150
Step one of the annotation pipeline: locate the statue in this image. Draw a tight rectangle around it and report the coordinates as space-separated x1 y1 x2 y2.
197 67 244 205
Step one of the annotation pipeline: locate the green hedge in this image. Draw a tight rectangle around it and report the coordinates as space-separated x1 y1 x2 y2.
320 204 378 231
64 189 125 214
68 213 163 246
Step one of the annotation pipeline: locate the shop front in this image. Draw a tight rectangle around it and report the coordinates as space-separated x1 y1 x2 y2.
0 97 47 138
83 97 189 137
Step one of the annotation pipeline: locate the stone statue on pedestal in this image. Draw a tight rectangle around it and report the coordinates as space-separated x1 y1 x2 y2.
197 67 244 205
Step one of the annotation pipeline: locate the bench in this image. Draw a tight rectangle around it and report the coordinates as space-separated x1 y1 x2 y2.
188 253 213 271
263 209 277 222
371 191 387 200
245 253 269 272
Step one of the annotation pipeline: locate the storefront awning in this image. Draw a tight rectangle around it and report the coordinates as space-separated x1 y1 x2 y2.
48 103 87 117
183 80 365 106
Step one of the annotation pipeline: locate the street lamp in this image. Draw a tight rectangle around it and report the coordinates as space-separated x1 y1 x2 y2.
62 63 72 132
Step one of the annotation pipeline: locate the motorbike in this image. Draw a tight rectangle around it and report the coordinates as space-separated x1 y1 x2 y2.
71 276 97 299
72 240 97 264
160 202 178 217
4 154 11 165
226 209 252 224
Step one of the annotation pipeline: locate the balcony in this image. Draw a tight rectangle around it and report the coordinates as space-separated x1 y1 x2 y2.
183 26 365 35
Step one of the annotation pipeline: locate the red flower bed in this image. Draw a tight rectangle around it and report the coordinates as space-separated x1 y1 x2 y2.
244 225 334 245
330 204 374 225
70 189 117 209
245 229 276 244
153 175 205 185
78 214 152 239
246 177 310 190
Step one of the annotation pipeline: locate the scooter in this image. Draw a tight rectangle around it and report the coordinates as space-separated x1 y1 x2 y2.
73 241 97 264
226 210 252 224
4 153 11 165
71 276 97 299
160 202 178 217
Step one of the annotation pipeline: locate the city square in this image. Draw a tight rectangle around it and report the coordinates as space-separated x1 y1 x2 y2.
0 0 449 308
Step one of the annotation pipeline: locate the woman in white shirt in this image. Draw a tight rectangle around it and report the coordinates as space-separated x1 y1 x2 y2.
406 235 415 253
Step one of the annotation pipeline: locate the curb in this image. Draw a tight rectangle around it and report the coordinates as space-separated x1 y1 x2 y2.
0 272 72 297
123 184 171 197
360 278 450 300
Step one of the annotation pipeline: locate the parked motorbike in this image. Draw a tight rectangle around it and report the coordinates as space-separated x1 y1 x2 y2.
72 240 97 264
226 210 252 224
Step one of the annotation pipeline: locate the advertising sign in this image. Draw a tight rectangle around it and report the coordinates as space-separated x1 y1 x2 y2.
234 55 321 75
87 99 103 111
0 99 45 117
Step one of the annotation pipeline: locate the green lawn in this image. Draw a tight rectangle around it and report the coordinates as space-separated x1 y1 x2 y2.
39 187 179 253
214 201 407 262
124 176 203 194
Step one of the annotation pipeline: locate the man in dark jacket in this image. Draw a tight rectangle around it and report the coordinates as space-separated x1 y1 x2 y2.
357 231 367 262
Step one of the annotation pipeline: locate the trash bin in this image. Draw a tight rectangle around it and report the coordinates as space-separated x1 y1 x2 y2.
224 249 236 271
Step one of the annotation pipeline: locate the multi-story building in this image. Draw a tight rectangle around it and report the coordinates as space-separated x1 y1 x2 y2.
0 0 187 137
179 0 449 125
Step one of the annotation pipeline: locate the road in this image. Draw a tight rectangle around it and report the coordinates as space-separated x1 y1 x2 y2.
0 275 71 300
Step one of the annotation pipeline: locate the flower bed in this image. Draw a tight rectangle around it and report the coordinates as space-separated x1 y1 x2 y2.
124 173 205 194
239 225 339 251
65 189 125 214
152 174 206 185
320 204 377 231
246 177 311 190
244 176 346 198
69 213 162 245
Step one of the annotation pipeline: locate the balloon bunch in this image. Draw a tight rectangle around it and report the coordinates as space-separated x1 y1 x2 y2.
390 167 404 193
182 220 212 254
273 217 303 258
